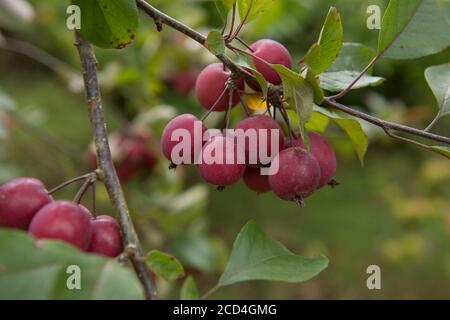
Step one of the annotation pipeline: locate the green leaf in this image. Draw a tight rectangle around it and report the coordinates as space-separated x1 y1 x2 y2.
237 0 276 24
431 146 450 158
313 106 369 164
215 0 237 21
72 0 138 49
0 229 143 299
424 63 450 120
180 276 200 300
273 64 314 143
234 52 269 98
378 0 450 59
218 221 328 286
301 68 324 104
319 71 385 92
146 250 184 282
327 43 376 73
205 31 226 55
305 111 331 133
303 7 343 74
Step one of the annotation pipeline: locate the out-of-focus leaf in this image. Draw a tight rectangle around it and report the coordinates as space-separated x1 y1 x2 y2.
215 0 236 21
0 90 16 111
71 0 138 49
378 0 450 59
205 31 225 55
237 0 276 24
424 63 450 121
171 234 228 274
146 250 184 282
218 221 328 286
303 7 343 74
180 276 200 300
305 111 331 133
0 230 143 299
319 71 385 92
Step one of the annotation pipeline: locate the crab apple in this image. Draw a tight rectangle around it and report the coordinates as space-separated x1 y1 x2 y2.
197 135 246 186
29 201 93 250
268 147 320 203
235 115 285 165
248 39 292 86
195 63 243 111
161 114 206 165
0 178 52 230
243 167 271 194
168 69 198 96
88 215 123 257
292 132 337 188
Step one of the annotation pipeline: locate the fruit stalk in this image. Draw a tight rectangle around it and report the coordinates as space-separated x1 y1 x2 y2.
74 32 156 300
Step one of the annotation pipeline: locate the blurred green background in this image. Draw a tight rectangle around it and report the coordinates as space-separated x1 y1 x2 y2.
1 0 449 299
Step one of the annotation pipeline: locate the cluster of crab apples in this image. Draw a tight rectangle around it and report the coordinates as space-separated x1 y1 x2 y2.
0 178 122 257
161 39 337 204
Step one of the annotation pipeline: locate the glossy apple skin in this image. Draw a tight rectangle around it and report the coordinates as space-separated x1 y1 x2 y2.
29 201 93 250
268 147 320 201
243 167 271 194
195 63 243 111
0 178 52 230
293 132 337 188
88 215 123 257
248 39 292 86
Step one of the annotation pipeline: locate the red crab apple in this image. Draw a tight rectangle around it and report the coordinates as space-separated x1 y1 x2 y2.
235 114 285 165
292 132 337 188
246 39 292 90
268 147 320 203
161 114 206 165
243 167 271 194
0 178 52 230
29 201 93 250
195 63 244 111
197 135 246 186
89 215 123 257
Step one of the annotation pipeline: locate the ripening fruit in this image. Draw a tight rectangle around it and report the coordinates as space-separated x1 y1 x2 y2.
0 178 52 230
197 135 246 186
89 215 123 257
161 114 206 165
168 69 198 96
248 39 292 86
235 115 285 165
243 167 271 194
195 63 243 111
292 132 337 188
29 201 93 250
268 147 320 203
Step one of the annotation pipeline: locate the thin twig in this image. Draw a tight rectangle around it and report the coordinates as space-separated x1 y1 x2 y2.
48 173 92 195
328 56 379 100
323 98 450 145
74 32 156 300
